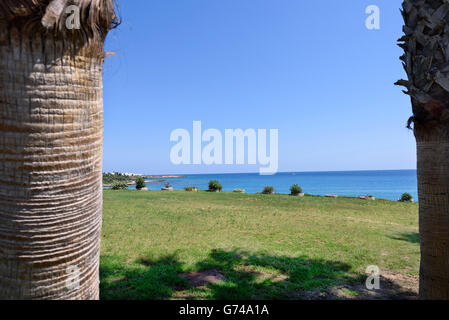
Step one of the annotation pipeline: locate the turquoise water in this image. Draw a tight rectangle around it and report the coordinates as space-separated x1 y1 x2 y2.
132 170 418 201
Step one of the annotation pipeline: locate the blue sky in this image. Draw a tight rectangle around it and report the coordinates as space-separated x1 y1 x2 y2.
102 0 414 175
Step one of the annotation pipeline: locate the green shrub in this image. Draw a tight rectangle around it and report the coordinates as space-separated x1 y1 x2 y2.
103 172 136 185
262 186 274 194
135 177 146 190
400 193 413 202
184 187 198 192
111 182 128 190
290 184 303 195
208 180 223 192
233 189 245 193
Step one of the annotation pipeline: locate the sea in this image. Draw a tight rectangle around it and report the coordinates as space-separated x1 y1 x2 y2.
129 170 418 201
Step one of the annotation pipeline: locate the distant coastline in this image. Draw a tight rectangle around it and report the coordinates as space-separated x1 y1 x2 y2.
121 170 418 201
103 173 185 188
142 175 184 179
104 179 177 188
104 170 417 201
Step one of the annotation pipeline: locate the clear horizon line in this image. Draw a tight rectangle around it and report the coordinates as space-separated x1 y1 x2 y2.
110 168 417 176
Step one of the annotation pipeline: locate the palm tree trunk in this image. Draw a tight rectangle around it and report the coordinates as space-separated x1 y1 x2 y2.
0 27 104 299
415 122 449 299
397 0 449 299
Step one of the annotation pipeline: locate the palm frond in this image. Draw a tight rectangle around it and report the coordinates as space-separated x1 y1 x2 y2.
0 0 119 57
397 0 449 124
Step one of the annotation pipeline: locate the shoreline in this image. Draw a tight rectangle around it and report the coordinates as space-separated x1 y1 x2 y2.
104 170 417 202
103 189 416 203
104 179 169 188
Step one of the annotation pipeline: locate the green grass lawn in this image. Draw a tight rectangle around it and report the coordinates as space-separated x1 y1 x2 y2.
100 190 419 300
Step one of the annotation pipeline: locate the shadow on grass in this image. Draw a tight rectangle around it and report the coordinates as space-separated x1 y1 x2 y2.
192 249 352 300
100 249 417 300
100 254 189 300
389 232 420 244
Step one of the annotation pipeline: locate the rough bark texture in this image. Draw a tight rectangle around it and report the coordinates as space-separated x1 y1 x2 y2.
415 122 449 299
0 1 117 300
398 0 449 299
0 28 103 300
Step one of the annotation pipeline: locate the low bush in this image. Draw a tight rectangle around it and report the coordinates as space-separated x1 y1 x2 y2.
184 187 198 192
400 193 413 202
290 184 303 195
208 180 223 192
135 177 146 190
262 186 274 194
111 182 128 190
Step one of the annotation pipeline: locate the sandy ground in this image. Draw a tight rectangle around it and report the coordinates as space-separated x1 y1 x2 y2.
299 271 418 300
179 269 418 300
